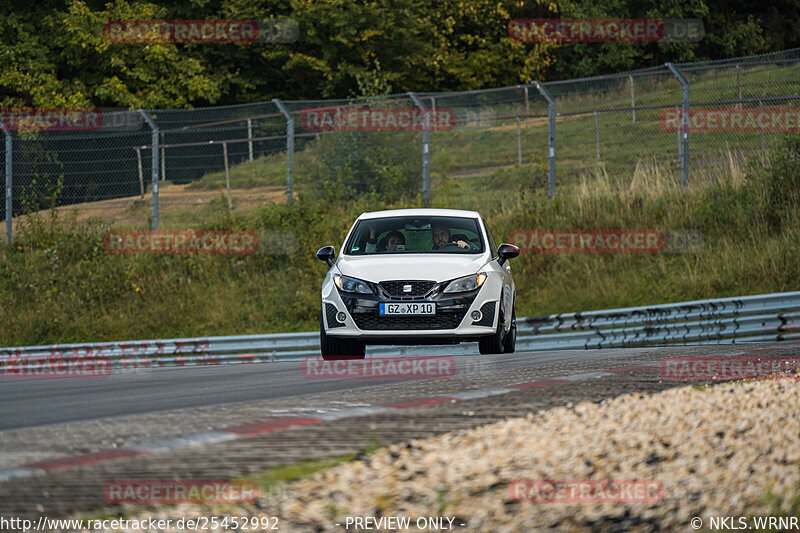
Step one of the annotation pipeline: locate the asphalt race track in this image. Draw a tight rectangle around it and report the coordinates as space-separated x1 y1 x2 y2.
1 341 798 519
0 347 663 430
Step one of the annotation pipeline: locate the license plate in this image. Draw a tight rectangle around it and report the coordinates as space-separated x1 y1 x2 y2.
379 302 435 315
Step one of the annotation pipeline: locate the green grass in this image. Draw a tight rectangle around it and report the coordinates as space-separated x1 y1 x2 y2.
171 61 800 198
2 75 800 346
156 60 800 206
247 454 359 498
187 152 288 190
2 132 799 347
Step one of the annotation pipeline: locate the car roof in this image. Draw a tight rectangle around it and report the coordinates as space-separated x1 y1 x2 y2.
358 208 482 220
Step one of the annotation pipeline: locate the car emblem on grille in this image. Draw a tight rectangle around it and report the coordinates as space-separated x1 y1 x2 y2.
403 284 412 293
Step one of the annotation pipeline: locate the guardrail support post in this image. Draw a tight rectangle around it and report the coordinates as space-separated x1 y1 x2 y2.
666 63 689 186
138 110 160 229
534 81 556 199
3 128 11 244
272 98 294 203
408 92 431 206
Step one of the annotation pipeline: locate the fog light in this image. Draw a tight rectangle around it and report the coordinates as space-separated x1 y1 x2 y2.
471 310 482 321
336 311 347 323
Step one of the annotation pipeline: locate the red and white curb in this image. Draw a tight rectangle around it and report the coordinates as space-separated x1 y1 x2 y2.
0 363 657 483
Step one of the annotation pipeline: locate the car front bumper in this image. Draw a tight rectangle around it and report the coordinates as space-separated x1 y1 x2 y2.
321 277 500 344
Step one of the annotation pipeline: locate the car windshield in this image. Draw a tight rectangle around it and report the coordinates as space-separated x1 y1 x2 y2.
344 215 485 255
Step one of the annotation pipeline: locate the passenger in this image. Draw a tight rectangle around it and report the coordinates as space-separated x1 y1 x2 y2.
366 225 405 253
381 230 406 252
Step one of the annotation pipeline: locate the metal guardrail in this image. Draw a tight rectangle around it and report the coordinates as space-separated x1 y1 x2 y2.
517 291 800 350
1 291 799 372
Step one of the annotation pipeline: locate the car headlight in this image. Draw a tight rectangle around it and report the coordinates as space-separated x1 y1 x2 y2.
442 272 487 293
333 274 373 294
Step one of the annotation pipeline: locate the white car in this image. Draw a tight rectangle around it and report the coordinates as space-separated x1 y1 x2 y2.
316 208 520 359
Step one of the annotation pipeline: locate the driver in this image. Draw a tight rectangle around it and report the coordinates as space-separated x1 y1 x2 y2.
431 223 472 250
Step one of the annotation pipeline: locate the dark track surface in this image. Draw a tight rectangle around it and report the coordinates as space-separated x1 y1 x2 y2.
2 341 798 520
0 348 661 430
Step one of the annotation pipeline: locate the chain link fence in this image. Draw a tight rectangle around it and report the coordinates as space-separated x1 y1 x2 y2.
3 47 800 242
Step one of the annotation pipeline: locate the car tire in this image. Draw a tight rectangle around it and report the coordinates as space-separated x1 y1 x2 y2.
502 303 516 354
478 301 506 355
320 311 366 360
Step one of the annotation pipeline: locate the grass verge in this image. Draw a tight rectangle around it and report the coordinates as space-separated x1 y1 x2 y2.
1 134 799 347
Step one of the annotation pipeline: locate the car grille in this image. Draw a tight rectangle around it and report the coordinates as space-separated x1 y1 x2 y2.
325 303 345 328
473 301 496 327
379 280 437 298
352 311 467 330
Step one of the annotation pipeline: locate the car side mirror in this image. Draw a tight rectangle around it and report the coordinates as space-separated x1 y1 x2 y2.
497 243 520 266
316 245 336 267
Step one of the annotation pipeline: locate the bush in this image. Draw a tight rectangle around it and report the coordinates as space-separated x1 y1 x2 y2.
746 134 800 233
301 130 420 203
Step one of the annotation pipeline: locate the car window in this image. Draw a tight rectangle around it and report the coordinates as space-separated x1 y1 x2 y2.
344 216 485 255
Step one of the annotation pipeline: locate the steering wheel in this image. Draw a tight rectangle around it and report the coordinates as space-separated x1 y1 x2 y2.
439 241 464 249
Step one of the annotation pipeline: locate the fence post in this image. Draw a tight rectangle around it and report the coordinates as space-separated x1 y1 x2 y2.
160 132 166 181
629 75 636 124
666 63 689 187
534 81 556 199
136 148 144 198
247 118 254 161
736 64 742 111
138 110 159 229
516 117 522 165
594 111 601 162
759 99 766 156
272 99 294 203
223 142 232 209
675 105 681 160
523 86 530 128
3 128 11 244
408 92 431 206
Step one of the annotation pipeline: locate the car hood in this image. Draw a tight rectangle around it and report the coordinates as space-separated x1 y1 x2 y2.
336 254 489 283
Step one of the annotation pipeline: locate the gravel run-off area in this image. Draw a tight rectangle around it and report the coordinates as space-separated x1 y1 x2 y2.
98 378 800 532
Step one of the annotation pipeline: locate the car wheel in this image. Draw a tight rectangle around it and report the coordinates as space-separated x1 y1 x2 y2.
320 311 366 360
502 303 516 354
478 301 506 355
